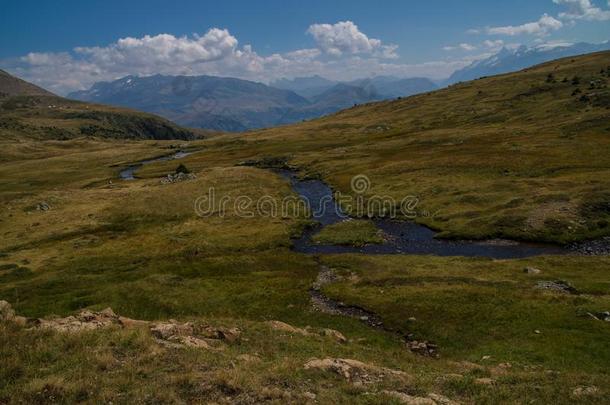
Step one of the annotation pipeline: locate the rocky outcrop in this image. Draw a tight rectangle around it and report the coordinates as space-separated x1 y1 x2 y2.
266 320 347 343
0 302 240 351
34 308 122 332
304 358 408 386
150 320 241 349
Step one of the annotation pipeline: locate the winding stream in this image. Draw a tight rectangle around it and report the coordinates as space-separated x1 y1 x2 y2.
119 151 193 180
276 169 566 259
119 156 565 259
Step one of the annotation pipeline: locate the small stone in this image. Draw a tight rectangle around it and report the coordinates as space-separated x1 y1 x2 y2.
408 317 417 322
303 392 317 400
474 378 495 386
534 330 541 334
236 354 261 363
523 266 541 274
572 386 599 397
321 328 347 344
36 202 50 211
481 355 492 361
266 320 310 335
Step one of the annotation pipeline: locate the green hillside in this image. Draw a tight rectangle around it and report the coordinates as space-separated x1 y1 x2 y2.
182 51 610 244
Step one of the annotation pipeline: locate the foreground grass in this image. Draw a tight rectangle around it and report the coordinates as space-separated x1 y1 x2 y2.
320 254 610 373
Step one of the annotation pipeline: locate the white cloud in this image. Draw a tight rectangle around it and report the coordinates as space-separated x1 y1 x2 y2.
73 29 238 75
483 39 504 49
306 21 398 58
553 0 610 20
486 14 563 36
3 23 479 94
443 43 477 52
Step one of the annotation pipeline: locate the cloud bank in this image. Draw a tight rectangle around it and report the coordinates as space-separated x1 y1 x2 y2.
3 21 472 94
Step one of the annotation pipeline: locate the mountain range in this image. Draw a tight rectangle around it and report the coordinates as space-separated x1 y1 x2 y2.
446 41 610 84
69 75 437 131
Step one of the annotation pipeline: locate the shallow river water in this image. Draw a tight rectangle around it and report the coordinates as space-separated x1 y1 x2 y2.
276 169 566 259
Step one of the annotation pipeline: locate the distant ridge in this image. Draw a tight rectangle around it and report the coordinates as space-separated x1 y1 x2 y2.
70 74 437 131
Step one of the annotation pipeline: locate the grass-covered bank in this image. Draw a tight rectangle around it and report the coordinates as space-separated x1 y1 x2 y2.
312 219 384 246
320 254 610 373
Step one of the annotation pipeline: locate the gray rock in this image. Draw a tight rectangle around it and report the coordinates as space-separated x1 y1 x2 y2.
36 202 50 211
536 280 578 294
160 172 197 184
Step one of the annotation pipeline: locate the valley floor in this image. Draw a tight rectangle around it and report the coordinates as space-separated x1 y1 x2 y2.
0 137 609 404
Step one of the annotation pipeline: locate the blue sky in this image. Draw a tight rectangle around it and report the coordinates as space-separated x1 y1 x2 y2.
1 0 609 93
